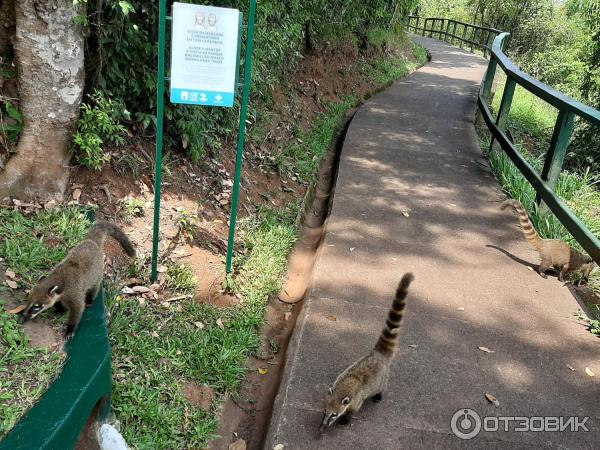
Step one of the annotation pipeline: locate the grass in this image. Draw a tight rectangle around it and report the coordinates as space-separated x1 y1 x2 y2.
107 205 298 448
0 206 90 437
166 263 197 295
479 78 600 299
0 207 90 285
0 301 65 436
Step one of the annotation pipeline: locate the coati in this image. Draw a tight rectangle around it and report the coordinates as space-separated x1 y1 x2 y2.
21 221 135 339
501 199 596 284
320 272 414 431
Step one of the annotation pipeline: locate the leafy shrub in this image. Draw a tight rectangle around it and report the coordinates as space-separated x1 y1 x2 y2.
0 101 23 143
84 0 418 161
72 91 129 170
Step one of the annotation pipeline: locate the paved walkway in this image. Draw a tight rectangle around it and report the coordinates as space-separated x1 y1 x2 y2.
265 36 600 449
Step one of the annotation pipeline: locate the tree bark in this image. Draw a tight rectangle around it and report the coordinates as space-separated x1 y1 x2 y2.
0 0 15 55
0 0 86 202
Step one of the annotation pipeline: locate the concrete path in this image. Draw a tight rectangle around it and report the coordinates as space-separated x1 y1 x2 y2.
265 36 600 449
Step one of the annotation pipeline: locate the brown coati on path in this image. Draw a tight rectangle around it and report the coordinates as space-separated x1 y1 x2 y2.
320 273 414 431
501 199 596 284
21 222 135 339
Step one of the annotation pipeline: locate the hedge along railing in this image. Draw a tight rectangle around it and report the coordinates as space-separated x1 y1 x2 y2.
407 15 501 58
479 32 600 265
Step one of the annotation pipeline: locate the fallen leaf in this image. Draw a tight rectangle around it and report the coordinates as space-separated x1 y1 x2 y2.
132 286 150 293
284 312 292 321
122 287 135 295
151 331 159 338
478 346 495 353
325 315 337 321
402 211 410 217
585 367 595 377
138 298 146 306
457 307 465 311
527 266 534 271
8 305 26 314
194 321 205 330
409 344 418 348
6 280 18 289
5 269 16 279
566 364 575 371
350 247 355 252
273 444 284 450
229 439 246 450
485 393 500 407
157 265 168 273
216 318 225 329
258 368 268 375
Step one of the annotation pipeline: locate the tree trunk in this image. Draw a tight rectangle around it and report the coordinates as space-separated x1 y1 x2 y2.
0 0 86 202
0 0 15 55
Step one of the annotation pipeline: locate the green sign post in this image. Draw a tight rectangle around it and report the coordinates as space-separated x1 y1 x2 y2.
151 0 257 282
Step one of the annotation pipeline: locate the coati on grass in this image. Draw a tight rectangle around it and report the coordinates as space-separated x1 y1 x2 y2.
320 272 414 431
21 222 135 339
501 199 596 284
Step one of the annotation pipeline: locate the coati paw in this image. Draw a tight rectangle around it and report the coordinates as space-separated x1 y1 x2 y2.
65 325 76 340
539 273 548 279
372 393 383 402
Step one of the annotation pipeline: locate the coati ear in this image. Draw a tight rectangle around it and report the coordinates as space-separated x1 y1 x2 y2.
48 285 63 296
341 397 350 405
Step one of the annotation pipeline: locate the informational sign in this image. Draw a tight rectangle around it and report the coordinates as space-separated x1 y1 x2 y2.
170 3 240 107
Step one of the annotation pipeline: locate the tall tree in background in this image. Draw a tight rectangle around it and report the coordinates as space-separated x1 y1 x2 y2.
0 0 86 201
570 0 600 170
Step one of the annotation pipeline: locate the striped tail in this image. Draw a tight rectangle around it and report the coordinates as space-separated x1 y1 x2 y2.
87 222 136 257
373 272 414 358
501 200 543 251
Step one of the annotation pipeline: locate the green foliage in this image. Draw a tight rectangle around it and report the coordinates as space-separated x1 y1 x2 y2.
0 101 23 143
72 91 129 170
165 263 197 295
118 197 144 221
418 0 599 173
84 0 418 161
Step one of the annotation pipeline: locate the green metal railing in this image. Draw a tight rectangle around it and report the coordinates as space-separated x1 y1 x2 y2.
407 15 501 58
478 33 600 264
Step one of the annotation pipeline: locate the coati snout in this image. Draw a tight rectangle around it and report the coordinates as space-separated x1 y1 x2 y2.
320 390 351 430
21 284 63 323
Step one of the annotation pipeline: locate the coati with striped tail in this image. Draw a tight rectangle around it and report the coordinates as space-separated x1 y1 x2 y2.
21 222 135 339
502 199 596 284
320 272 414 431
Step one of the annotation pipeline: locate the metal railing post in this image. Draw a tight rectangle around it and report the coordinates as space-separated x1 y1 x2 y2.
536 110 576 214
451 21 457 45
489 78 516 153
151 0 167 282
460 24 467 48
481 57 497 102
226 0 258 273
